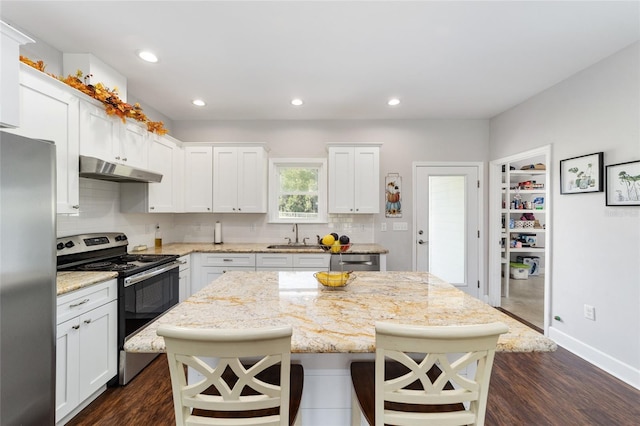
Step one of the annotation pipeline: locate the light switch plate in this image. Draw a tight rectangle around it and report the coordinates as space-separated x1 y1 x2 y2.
584 304 595 321
393 222 408 231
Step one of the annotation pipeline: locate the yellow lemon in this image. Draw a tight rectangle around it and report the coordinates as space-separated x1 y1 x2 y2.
331 241 341 253
321 234 335 246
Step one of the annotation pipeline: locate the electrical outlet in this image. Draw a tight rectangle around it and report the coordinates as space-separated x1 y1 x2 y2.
381 223 387 232
584 304 596 321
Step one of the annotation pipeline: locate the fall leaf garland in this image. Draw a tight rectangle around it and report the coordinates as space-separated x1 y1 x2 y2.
20 55 168 135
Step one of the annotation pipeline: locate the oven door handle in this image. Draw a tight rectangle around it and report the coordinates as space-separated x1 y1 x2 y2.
124 261 181 287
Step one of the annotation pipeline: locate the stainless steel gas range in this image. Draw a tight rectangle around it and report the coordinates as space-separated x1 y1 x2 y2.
57 233 180 385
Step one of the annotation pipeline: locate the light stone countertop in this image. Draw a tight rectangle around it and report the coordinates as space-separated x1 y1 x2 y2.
124 271 556 354
131 242 388 257
56 271 118 296
56 242 388 296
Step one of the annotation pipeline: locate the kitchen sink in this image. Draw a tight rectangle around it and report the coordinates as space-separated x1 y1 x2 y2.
266 244 322 250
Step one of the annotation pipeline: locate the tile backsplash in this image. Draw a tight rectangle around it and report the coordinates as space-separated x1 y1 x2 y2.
57 178 375 248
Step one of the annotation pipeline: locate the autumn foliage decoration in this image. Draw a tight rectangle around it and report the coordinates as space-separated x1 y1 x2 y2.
20 56 168 135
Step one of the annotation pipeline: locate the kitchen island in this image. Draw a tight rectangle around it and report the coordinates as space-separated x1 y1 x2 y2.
125 271 555 425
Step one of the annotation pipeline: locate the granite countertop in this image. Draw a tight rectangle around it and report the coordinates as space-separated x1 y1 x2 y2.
56 242 388 296
132 242 388 257
125 271 556 354
57 271 118 296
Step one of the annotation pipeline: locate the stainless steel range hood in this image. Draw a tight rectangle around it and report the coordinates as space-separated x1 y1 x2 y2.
79 155 162 183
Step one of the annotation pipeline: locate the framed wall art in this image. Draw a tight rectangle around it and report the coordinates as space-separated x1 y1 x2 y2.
605 160 640 206
385 173 402 217
559 152 604 194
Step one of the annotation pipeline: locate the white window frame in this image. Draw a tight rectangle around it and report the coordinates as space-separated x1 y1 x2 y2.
268 158 327 224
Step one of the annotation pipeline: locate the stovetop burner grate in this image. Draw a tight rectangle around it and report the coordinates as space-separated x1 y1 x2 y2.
81 261 115 270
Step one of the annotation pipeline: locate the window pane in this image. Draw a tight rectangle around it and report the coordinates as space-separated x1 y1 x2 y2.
279 168 319 192
278 194 318 219
428 175 465 283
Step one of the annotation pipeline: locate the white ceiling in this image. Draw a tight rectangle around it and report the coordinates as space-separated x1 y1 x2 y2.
1 1 639 121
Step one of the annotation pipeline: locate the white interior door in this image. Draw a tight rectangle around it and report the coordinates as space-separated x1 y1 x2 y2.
414 165 480 297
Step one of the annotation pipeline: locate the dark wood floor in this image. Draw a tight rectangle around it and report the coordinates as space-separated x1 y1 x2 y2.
68 347 640 426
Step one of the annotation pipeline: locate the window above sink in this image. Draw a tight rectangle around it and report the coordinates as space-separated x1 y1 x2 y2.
268 158 327 224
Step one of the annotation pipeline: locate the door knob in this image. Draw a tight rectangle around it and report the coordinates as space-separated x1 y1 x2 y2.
418 239 428 245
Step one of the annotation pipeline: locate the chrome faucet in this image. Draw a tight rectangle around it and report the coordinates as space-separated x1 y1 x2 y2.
292 223 299 244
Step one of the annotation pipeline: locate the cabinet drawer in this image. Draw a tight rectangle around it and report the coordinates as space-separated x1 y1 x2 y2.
293 254 331 269
57 279 117 324
200 253 256 267
178 255 190 271
256 253 293 268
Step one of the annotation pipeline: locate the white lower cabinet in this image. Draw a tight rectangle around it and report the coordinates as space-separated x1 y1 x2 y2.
56 279 117 425
191 253 256 294
256 253 330 271
178 255 191 302
256 253 294 271
192 252 331 292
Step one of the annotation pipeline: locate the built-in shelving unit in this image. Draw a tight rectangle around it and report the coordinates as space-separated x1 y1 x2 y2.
489 145 551 332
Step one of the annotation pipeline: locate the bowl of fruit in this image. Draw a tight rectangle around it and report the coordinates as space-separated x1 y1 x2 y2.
317 233 351 253
314 271 355 288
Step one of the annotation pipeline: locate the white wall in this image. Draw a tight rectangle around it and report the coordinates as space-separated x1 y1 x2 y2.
58 120 489 272
490 43 640 387
172 119 490 270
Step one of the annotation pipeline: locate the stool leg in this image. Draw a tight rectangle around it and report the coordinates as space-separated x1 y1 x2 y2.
351 388 364 426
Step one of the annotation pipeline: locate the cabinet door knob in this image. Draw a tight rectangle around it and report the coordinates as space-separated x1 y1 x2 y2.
72 325 80 330
122 157 127 161
72 205 80 209
150 206 155 210
84 319 92 324
115 156 121 160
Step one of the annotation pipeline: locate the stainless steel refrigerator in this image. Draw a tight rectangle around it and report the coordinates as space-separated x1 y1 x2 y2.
0 132 56 425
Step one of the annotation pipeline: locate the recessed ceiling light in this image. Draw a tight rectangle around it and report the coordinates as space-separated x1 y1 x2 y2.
388 98 401 106
138 50 158 64
138 50 158 63
192 99 206 107
291 98 303 106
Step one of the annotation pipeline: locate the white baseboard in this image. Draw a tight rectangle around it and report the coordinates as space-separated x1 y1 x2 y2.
549 327 640 390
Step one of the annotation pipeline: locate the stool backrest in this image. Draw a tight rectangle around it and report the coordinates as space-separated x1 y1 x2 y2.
157 324 294 426
375 321 509 426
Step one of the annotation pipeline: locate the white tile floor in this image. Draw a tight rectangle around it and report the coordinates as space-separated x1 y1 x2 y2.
501 274 544 329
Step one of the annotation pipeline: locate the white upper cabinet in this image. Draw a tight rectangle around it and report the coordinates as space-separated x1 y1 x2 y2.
328 145 380 214
213 146 267 213
120 134 184 213
79 100 119 160
5 64 80 214
1 21 34 128
79 100 148 170
120 120 148 169
184 145 213 212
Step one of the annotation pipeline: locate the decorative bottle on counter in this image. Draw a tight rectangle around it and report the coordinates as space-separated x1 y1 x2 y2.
155 225 162 248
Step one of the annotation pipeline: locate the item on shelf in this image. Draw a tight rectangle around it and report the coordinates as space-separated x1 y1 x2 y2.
509 262 530 279
533 197 545 209
520 163 546 170
516 256 540 276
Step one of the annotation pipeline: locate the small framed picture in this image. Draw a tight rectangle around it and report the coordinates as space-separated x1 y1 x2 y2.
605 160 640 206
559 152 604 194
